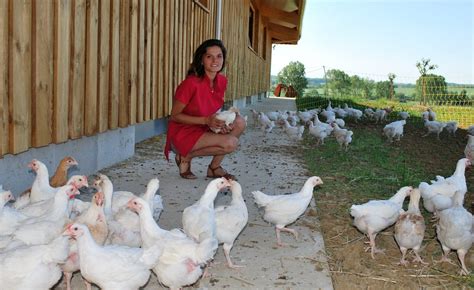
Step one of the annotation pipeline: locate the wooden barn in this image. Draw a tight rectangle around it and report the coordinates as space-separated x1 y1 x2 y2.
0 0 305 194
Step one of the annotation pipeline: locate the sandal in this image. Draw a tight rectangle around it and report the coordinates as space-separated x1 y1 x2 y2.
175 154 197 180
207 165 237 181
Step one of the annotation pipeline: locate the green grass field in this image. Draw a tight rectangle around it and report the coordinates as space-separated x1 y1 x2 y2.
395 86 474 97
296 94 474 128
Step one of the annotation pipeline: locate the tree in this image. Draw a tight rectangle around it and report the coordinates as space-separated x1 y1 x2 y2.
416 74 447 104
416 58 438 76
350 75 374 99
414 59 446 104
375 81 391 99
276 61 308 97
388 73 396 99
326 69 351 97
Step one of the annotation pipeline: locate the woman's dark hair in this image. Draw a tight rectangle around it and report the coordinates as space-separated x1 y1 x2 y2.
187 39 227 77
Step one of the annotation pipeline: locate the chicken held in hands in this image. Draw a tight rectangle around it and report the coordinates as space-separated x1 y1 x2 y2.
252 176 323 247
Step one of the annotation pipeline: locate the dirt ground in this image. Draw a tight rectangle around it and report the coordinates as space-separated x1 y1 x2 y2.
317 121 474 289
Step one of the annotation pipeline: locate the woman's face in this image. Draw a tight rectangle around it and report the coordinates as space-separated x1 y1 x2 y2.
202 46 224 75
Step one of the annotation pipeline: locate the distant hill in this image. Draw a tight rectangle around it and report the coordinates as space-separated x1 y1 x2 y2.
271 75 472 88
271 75 326 86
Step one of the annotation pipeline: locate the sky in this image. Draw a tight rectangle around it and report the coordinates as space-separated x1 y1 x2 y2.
271 0 473 84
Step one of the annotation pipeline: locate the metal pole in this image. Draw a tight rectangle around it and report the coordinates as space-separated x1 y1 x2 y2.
323 66 328 97
216 0 222 39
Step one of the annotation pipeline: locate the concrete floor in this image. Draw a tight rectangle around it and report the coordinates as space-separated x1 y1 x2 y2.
56 97 334 290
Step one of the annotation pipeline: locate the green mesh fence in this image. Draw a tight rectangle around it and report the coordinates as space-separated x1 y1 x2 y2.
294 77 474 129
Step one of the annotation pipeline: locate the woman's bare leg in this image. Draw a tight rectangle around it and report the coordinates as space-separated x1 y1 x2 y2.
183 115 246 174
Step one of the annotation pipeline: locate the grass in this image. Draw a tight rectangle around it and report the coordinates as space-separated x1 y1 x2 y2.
296 95 474 128
302 124 428 202
300 118 474 288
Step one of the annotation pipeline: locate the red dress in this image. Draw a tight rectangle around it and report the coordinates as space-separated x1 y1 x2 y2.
164 73 227 160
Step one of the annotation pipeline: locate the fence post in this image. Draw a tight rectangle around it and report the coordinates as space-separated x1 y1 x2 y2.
422 77 426 105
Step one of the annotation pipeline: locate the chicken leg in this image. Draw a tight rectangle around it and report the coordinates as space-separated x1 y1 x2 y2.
223 243 244 269
398 247 409 266
457 249 470 276
365 232 384 259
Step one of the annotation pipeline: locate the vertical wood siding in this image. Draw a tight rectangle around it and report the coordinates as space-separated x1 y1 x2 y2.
0 0 272 157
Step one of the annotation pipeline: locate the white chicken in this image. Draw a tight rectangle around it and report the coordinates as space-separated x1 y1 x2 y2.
421 108 436 121
398 111 410 120
373 109 387 123
422 116 446 140
215 180 248 268
332 123 353 151
249 109 260 127
101 177 161 247
436 191 473 275
0 189 28 235
394 188 426 265
350 186 413 259
444 121 458 137
364 108 375 120
210 106 240 134
2 185 79 250
183 177 231 242
14 159 86 209
383 120 406 143
258 112 275 134
94 174 163 219
62 191 109 290
308 121 331 146
18 175 88 218
252 176 323 246
282 119 305 140
128 197 217 289
468 125 474 136
0 236 70 290
64 223 162 290
465 134 474 161
420 158 471 215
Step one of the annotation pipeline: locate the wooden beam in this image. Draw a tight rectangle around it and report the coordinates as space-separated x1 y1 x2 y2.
268 23 298 42
260 4 298 27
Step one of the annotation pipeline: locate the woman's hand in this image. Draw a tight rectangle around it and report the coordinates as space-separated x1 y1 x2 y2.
206 114 226 129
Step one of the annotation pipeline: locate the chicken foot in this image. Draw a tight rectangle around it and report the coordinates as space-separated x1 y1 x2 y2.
275 226 299 247
412 248 428 265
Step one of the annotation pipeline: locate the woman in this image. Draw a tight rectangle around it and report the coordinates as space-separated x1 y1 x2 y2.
164 39 246 180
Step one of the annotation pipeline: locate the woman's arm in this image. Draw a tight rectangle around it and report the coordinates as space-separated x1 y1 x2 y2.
170 100 225 129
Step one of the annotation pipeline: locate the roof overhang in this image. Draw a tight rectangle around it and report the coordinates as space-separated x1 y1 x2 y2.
259 0 305 44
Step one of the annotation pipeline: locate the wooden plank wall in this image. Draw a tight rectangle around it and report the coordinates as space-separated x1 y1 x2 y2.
221 0 270 101
0 0 272 157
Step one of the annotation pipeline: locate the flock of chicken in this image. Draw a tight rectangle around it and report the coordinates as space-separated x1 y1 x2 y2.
351 157 472 275
242 102 474 276
0 155 323 290
247 101 474 151
1 101 473 289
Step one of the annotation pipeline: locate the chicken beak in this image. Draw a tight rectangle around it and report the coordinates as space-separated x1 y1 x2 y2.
126 199 137 211
62 224 74 236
